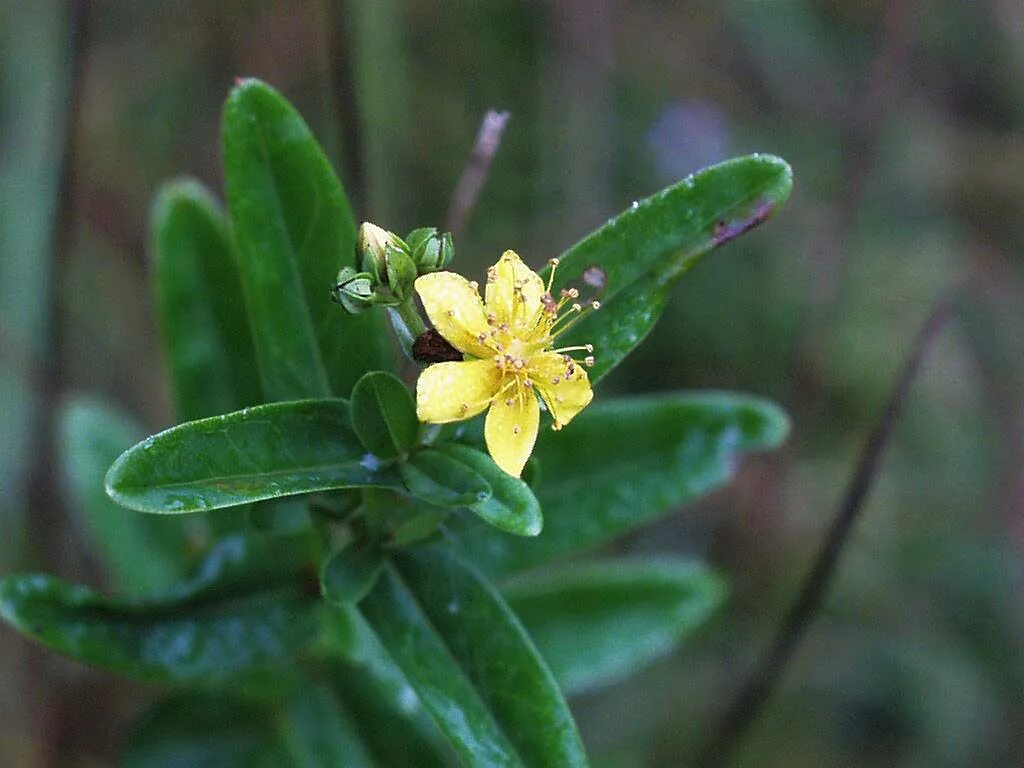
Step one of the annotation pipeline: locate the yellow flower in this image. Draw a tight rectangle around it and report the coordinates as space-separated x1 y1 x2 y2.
414 250 598 477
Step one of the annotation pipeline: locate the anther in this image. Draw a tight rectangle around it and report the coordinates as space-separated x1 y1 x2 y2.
585 343 594 353
447 309 455 318
551 376 561 385
506 398 515 407
591 300 601 310
513 426 520 434
572 303 582 313
548 257 560 267
584 356 595 367
468 280 479 290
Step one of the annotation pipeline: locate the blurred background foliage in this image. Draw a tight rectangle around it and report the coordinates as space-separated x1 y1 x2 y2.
1 1 1022 766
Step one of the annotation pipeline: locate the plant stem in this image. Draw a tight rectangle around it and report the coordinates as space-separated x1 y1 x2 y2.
388 299 427 362
698 298 956 766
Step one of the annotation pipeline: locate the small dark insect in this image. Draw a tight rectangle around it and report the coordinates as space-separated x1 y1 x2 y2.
412 329 463 363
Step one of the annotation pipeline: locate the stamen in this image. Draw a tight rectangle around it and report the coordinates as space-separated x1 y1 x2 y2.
584 355 595 367
546 258 560 293
469 280 479 290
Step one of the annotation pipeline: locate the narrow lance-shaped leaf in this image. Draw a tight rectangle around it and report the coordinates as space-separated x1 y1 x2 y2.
398 449 492 509
0 533 322 683
504 559 727 695
59 398 193 595
105 399 404 514
222 78 392 400
151 178 262 421
279 679 377 768
360 545 588 768
324 607 451 768
448 393 789 576
436 443 542 537
546 154 793 383
351 371 419 459
120 691 290 768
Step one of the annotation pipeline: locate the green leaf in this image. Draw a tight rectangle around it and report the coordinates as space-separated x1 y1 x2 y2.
436 443 542 537
279 679 377 768
0 533 322 683
330 661 450 768
449 393 789 575
59 397 193 595
351 371 418 459
398 449 492 508
360 545 588 768
321 544 384 606
120 691 289 768
105 399 403 514
547 154 792 383
150 178 262 421
222 78 391 400
504 559 726 694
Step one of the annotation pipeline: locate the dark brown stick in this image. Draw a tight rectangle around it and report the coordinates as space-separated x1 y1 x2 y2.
444 110 510 238
699 298 957 766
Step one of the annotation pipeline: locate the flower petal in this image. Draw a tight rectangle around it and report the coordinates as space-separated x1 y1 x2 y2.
530 352 594 428
416 360 502 423
484 383 540 477
415 272 493 358
485 250 546 333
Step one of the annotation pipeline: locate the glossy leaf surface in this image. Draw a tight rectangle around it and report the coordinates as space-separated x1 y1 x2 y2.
546 154 792 383
351 371 418 459
222 78 390 400
321 544 384 606
151 178 262 421
279 680 377 768
437 443 543 537
121 691 288 768
0 534 321 683
399 449 492 508
105 399 402 514
60 398 192 595
505 559 726 694
449 393 789 575
361 545 587 767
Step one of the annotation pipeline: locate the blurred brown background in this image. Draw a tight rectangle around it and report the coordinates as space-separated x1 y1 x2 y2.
1 1 1022 765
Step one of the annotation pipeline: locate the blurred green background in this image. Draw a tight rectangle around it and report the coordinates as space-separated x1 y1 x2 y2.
1 1 1022 766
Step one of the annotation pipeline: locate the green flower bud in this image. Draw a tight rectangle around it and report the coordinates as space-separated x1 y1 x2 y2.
358 222 407 282
385 245 418 301
331 266 379 314
405 227 454 273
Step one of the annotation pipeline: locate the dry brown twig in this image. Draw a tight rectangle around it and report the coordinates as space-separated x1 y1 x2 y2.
444 110 511 239
699 297 957 766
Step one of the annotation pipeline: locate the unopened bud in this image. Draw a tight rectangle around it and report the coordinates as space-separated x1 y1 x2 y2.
331 266 379 314
405 227 454 273
385 246 418 301
358 222 407 282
